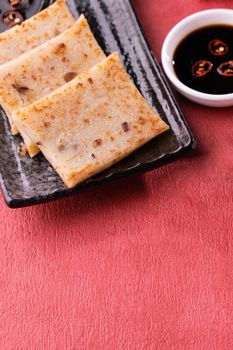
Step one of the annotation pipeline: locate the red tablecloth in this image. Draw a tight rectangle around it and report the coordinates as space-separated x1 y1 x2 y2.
0 1 233 349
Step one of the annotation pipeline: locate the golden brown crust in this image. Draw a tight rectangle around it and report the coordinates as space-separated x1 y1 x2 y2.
15 53 169 188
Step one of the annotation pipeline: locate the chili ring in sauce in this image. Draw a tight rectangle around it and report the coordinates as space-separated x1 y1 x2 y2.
208 39 228 56
217 61 233 77
192 60 213 78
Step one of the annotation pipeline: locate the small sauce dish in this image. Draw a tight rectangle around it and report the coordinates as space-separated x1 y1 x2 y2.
161 9 233 107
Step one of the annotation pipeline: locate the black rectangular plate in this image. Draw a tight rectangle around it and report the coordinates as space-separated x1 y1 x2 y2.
0 0 196 208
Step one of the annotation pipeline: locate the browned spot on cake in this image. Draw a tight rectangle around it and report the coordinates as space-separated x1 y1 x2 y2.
58 144 65 152
64 72 77 83
88 77 93 84
43 121 50 128
37 10 49 20
88 41 93 49
93 139 102 147
105 131 115 142
53 43 66 55
42 56 49 63
83 118 90 125
138 116 147 125
68 164 95 184
95 48 102 56
33 105 43 112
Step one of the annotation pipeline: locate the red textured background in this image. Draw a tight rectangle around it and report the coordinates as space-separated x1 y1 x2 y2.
1 0 233 349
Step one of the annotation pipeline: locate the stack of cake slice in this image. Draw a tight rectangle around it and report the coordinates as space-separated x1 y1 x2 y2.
0 0 169 188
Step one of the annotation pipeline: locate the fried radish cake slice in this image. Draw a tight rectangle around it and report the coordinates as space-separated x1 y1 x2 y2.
14 53 169 188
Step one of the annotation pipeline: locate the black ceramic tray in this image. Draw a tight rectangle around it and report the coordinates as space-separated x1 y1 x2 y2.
0 0 53 32
0 0 196 208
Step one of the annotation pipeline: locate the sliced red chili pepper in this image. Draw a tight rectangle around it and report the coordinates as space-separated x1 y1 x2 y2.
9 0 21 5
217 61 233 77
8 0 30 10
192 60 213 78
2 11 24 27
208 39 228 56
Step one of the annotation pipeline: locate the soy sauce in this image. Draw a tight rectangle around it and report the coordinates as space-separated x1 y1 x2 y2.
173 25 233 94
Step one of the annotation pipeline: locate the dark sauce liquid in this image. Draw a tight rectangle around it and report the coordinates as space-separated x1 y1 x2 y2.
173 25 233 94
